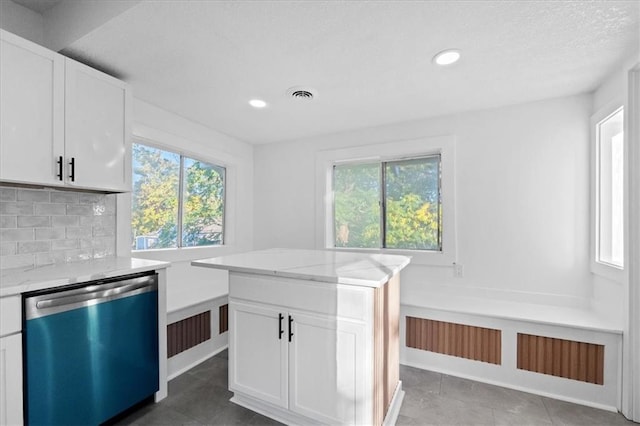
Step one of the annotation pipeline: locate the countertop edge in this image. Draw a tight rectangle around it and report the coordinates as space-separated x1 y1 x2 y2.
191 256 410 288
1 258 171 297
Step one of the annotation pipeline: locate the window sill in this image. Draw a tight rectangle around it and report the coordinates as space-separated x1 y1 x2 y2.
591 260 625 283
325 246 454 267
131 245 235 263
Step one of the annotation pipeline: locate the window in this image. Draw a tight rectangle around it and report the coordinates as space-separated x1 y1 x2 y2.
131 143 225 250
316 135 455 265
333 155 441 251
595 107 624 269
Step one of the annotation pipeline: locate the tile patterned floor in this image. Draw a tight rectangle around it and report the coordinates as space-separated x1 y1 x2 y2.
116 349 635 425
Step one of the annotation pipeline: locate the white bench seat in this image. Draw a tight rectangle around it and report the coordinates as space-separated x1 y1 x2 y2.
402 290 622 334
399 288 623 412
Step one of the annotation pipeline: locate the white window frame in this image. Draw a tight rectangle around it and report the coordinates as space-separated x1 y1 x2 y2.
590 98 626 282
117 123 238 261
131 140 226 251
315 135 456 266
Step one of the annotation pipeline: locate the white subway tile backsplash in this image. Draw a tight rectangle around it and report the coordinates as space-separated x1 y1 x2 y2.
1 253 35 269
63 249 93 262
0 216 17 228
104 196 116 213
78 193 101 203
93 223 116 237
66 204 93 216
1 228 34 241
80 237 114 250
0 202 34 215
0 242 16 256
52 216 79 227
50 191 78 203
0 188 16 201
51 239 79 250
0 186 116 270
35 251 65 267
66 227 92 239
18 241 51 254
17 216 51 228
35 228 66 240
17 189 50 203
35 203 67 215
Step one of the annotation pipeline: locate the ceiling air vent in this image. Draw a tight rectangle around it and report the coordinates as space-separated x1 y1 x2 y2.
287 86 318 101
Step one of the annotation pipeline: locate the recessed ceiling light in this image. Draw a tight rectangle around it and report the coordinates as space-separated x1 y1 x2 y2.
433 49 461 66
249 99 267 108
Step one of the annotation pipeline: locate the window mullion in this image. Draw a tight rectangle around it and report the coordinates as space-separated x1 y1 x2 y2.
438 154 443 251
177 155 185 248
380 161 386 249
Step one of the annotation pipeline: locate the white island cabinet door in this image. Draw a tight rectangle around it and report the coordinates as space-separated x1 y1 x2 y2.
0 29 64 186
288 312 369 426
229 301 288 408
0 333 23 426
64 58 131 192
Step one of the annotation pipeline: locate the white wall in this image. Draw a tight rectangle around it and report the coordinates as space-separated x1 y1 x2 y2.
590 53 639 323
254 94 593 308
0 0 43 44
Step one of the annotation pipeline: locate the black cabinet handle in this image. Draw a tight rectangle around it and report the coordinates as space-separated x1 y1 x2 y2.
69 157 75 182
278 313 284 340
288 315 294 342
56 156 63 181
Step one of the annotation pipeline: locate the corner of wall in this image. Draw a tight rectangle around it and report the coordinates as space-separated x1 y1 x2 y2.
0 0 44 44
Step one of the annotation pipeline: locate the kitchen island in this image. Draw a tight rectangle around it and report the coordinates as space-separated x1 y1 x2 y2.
192 248 410 426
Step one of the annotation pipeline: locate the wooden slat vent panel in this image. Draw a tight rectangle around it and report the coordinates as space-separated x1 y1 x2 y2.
517 333 604 385
219 304 229 334
406 317 501 365
167 311 211 358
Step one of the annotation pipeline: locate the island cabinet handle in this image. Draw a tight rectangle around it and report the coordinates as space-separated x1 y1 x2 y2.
278 313 284 340
288 315 294 342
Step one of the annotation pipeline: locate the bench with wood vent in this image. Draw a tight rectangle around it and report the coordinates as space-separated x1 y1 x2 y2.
167 304 229 358
406 316 501 365
401 296 622 410
517 333 604 385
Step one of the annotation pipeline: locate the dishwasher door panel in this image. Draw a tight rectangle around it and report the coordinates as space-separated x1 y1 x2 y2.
25 284 159 426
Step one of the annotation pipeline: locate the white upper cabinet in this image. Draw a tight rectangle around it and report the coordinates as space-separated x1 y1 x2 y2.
64 59 131 192
0 30 131 192
0 30 65 187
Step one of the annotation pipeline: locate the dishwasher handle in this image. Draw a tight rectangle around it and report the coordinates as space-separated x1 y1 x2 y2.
25 274 158 320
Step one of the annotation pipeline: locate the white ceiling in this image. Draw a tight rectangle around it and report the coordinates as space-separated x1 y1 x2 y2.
57 1 639 145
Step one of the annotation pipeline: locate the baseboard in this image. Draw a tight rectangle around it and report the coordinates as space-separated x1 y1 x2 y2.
400 358 618 413
230 393 324 426
382 381 404 426
167 344 228 380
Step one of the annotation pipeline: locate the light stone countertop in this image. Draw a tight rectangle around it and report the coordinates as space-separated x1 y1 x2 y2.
192 248 411 288
0 257 170 297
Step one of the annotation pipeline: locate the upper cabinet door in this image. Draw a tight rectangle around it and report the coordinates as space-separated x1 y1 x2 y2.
0 30 65 186
64 58 131 192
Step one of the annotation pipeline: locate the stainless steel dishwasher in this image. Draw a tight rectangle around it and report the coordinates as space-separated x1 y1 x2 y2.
23 272 159 426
